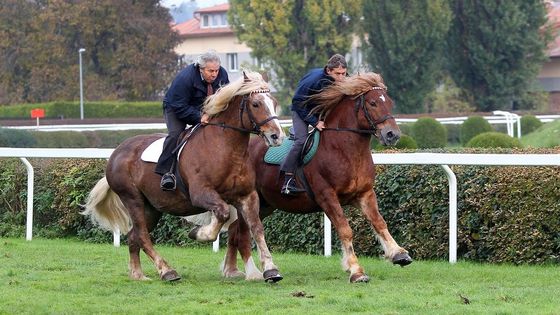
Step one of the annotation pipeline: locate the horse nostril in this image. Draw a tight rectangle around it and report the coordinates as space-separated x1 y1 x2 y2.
386 131 394 140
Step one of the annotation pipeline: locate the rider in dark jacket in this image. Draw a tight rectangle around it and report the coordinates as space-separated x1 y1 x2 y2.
155 51 229 190
280 54 347 194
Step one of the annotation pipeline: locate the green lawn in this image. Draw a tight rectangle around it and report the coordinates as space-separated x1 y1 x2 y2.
521 119 560 148
1 238 559 314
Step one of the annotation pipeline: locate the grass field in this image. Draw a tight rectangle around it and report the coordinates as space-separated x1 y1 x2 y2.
1 238 559 314
521 119 560 148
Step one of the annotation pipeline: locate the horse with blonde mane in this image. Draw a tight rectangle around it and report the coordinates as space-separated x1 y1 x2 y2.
223 72 412 283
83 72 285 282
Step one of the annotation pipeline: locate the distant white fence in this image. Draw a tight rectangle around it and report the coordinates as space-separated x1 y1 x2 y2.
0 148 559 263
5 113 559 138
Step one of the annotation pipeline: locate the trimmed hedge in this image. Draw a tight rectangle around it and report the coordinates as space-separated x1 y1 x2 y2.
412 117 447 148
0 101 162 119
460 116 493 145
466 132 522 148
1 148 559 264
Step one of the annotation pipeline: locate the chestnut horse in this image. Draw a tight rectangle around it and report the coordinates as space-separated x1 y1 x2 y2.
223 72 412 283
83 72 285 282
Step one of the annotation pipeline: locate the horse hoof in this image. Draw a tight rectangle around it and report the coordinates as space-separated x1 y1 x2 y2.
392 253 413 267
263 269 283 283
161 270 181 282
188 226 200 240
350 273 370 283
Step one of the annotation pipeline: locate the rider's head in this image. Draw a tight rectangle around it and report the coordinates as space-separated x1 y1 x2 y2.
325 54 347 82
197 50 222 83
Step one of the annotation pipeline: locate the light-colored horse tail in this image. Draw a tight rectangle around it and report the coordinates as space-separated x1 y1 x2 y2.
82 177 132 234
184 204 238 232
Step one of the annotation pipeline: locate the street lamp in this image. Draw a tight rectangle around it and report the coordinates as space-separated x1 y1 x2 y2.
78 48 86 120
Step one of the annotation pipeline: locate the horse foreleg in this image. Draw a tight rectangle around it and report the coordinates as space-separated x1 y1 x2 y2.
357 190 412 266
223 219 263 281
237 192 282 283
188 189 230 242
318 192 369 283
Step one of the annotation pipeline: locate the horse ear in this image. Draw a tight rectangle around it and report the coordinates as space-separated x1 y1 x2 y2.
259 71 269 82
243 71 250 82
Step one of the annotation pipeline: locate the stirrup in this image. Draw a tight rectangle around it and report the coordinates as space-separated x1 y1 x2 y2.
160 173 176 191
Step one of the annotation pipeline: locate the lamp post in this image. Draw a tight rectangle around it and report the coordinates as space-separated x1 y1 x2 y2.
78 48 86 120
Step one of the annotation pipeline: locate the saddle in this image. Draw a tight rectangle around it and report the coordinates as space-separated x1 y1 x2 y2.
263 128 320 165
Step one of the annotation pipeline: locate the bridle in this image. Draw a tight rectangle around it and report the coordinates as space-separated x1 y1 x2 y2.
322 86 394 135
205 90 278 135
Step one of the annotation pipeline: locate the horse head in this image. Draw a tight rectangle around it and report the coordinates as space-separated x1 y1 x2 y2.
203 71 284 147
359 85 400 146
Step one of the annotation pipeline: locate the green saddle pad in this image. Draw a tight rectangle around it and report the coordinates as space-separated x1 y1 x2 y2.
264 131 320 165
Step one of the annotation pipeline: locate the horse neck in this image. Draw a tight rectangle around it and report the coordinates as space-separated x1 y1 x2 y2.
204 101 251 155
323 97 372 152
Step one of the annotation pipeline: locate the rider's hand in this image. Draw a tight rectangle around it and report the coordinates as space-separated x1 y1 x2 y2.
201 113 210 125
316 121 325 131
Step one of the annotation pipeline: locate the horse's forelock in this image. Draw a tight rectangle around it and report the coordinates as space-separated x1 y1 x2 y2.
310 72 385 117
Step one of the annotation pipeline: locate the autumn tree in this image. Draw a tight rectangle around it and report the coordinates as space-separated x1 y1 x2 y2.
361 0 452 114
447 0 552 111
229 0 362 109
0 0 180 104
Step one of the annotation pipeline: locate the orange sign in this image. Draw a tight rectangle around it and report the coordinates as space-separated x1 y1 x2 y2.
31 108 45 119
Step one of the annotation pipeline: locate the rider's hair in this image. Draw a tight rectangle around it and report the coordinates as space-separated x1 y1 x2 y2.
197 50 221 69
326 54 347 70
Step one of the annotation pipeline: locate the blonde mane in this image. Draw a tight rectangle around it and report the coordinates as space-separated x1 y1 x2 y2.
308 72 386 118
203 71 270 116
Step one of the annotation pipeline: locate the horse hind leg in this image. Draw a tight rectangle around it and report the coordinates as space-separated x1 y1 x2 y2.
357 190 412 266
223 217 263 281
122 198 180 281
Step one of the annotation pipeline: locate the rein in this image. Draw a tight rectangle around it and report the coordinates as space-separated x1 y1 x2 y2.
322 88 393 135
205 92 278 135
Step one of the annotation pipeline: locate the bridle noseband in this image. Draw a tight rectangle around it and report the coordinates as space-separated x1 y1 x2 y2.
322 86 394 135
205 90 278 135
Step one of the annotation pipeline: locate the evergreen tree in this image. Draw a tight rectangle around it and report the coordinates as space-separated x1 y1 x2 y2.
447 0 552 112
361 0 452 114
228 0 362 110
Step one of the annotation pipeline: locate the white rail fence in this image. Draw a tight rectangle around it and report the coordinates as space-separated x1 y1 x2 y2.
5 113 560 139
1 148 559 263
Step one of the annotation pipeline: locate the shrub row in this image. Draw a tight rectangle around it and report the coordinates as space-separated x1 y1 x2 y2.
0 101 162 119
0 128 165 148
1 148 558 264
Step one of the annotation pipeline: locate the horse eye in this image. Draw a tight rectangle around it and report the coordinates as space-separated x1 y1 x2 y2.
369 100 377 107
252 101 259 108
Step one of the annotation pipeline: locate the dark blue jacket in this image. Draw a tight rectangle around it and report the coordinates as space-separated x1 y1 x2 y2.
290 67 334 126
163 63 229 125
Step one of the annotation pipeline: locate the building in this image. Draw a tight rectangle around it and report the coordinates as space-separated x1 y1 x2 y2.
537 1 560 112
172 3 256 83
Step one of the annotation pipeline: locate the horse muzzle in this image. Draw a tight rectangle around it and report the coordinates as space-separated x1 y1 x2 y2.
379 127 401 146
261 131 284 147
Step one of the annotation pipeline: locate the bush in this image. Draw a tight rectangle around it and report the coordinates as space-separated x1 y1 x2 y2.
518 115 543 135
411 117 447 148
466 132 522 148
460 116 493 145
31 131 89 148
0 128 36 147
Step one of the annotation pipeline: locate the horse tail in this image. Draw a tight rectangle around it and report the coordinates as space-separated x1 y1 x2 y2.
82 176 132 234
184 205 238 232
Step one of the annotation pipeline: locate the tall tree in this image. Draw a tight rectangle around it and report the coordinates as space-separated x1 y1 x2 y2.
228 0 362 109
0 0 180 104
361 0 452 114
447 0 552 112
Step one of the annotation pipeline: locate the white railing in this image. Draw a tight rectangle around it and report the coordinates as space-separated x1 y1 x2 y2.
4 113 559 133
1 148 559 263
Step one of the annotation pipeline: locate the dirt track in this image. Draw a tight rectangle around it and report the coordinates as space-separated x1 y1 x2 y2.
0 118 165 127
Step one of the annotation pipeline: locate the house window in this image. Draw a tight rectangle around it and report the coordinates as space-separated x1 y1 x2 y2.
227 53 238 71
202 14 209 27
201 13 228 28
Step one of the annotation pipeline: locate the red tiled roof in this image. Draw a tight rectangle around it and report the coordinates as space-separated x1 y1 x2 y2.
172 3 233 38
196 3 229 13
548 4 560 57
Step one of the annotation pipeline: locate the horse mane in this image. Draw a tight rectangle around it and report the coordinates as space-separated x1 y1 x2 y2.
308 72 386 118
203 71 270 116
